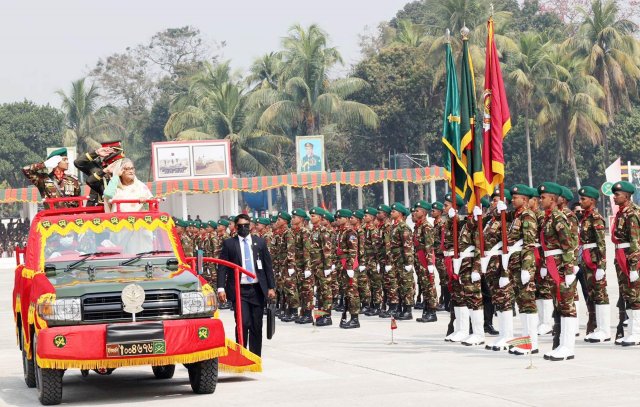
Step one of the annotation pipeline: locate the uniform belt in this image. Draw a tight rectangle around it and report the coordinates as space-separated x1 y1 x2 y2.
544 249 563 257
581 243 597 250
443 250 455 257
533 243 541 248
615 243 631 249
458 245 476 259
508 239 523 253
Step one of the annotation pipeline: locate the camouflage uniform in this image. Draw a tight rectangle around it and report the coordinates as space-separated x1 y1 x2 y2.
388 218 415 306
579 208 608 305
270 229 284 307
293 225 312 311
356 224 371 308
612 203 640 310
535 209 554 300
380 219 399 304
364 223 383 306
22 162 80 208
310 224 333 311
279 227 300 309
433 216 448 304
338 225 360 315
413 219 438 310
483 214 512 312
180 231 195 258
508 207 538 314
458 217 482 311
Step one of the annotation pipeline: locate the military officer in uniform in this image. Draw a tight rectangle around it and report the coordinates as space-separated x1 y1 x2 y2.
74 141 124 206
22 147 80 208
388 202 415 321
335 209 360 329
413 200 438 323
309 207 334 326
300 142 322 172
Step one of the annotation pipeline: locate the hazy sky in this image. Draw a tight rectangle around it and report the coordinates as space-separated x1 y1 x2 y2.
0 0 410 106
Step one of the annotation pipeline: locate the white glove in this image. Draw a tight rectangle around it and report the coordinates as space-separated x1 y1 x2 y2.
573 265 580 274
630 270 639 283
496 200 507 214
521 270 531 285
404 265 413 272
472 205 483 220
347 269 354 278
358 265 366 272
471 271 481 282
376 263 380 272
303 270 312 278
385 265 392 273
44 155 63 168
287 268 295 276
540 267 548 278
427 265 436 274
595 268 605 281
499 277 509 288
331 264 335 272
564 273 576 287
447 207 457 218
323 269 331 277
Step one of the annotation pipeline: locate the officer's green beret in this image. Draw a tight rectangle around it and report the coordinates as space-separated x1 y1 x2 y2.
391 202 410 216
228 215 236 223
218 218 230 227
278 211 292 222
431 201 444 211
270 215 278 223
480 197 491 208
353 209 365 220
196 221 206 229
326 213 335 222
335 208 353 218
560 186 574 201
309 206 325 216
175 219 187 227
377 204 391 214
318 210 332 221
578 186 599 200
444 193 465 208
364 207 378 216
413 200 430 211
208 220 218 228
511 184 535 198
46 147 68 160
292 208 308 219
491 186 512 201
257 217 271 225
612 181 635 194
537 181 563 196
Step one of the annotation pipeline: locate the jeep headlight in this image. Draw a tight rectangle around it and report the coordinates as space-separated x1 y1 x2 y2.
37 298 81 322
181 291 217 315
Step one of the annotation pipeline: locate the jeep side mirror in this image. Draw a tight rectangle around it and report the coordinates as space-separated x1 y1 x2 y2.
166 258 179 271
44 263 57 277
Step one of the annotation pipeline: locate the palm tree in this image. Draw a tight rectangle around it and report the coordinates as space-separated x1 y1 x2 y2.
570 0 640 167
57 78 119 152
508 32 556 186
393 19 429 47
245 52 285 91
165 62 289 175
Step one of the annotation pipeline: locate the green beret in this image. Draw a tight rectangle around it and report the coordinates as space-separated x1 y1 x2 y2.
270 215 278 223
278 211 292 222
228 216 236 223
444 193 465 208
207 220 217 228
511 184 535 198
391 202 410 216
257 217 271 225
377 204 391 214
612 181 635 194
46 147 68 160
218 219 230 227
413 200 430 211
559 186 573 201
309 206 325 216
319 210 332 221
537 182 563 196
480 197 491 208
326 213 335 222
431 201 444 211
364 207 378 216
335 208 353 218
292 208 308 219
175 219 187 227
578 185 599 200
196 221 206 229
353 209 365 220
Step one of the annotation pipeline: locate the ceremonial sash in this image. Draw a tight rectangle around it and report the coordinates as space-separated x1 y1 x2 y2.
611 214 630 281
539 229 562 290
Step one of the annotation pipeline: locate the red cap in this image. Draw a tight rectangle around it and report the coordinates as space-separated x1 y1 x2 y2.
101 140 125 165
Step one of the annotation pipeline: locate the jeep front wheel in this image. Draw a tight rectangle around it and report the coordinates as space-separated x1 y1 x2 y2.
21 328 35 388
34 335 64 405
187 358 218 394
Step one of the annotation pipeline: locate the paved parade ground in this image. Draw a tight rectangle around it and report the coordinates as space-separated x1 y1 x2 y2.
0 248 638 407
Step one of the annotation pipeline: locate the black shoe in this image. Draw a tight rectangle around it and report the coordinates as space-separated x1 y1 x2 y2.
397 305 413 321
341 315 360 329
316 315 333 326
282 307 298 323
484 324 499 336
417 310 437 323
335 297 345 312
297 310 313 324
414 302 424 310
379 303 397 318
365 304 380 316
436 303 446 312
361 305 371 315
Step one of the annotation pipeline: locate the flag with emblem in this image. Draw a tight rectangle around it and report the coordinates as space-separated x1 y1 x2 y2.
482 16 511 190
507 336 532 350
442 39 470 200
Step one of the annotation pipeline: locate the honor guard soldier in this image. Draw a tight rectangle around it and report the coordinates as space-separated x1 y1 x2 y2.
363 207 383 316
309 207 334 326
389 202 415 321
22 147 80 209
352 210 372 314
413 200 438 323
431 202 449 311
376 204 397 318
291 209 313 324
335 209 360 329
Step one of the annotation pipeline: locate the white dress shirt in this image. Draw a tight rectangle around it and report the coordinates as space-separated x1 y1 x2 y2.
239 235 259 285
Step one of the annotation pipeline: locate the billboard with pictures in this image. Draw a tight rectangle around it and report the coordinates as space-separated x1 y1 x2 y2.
151 140 231 181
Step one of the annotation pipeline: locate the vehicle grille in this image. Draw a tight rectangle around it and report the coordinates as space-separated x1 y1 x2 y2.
81 290 181 322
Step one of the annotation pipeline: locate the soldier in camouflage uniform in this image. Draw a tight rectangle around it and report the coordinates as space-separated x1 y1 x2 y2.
74 142 124 206
273 212 298 322
611 181 640 346
431 202 449 311
335 209 360 329
537 182 578 361
309 207 334 326
577 186 611 343
22 147 80 209
377 204 398 318
352 210 372 314
175 219 194 258
530 192 553 335
363 207 383 316
291 209 313 324
388 203 415 321
412 200 438 323
201 221 218 287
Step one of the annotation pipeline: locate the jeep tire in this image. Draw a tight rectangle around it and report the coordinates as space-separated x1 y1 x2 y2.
187 358 218 394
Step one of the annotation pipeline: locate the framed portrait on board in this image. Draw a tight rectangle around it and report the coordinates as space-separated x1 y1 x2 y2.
296 135 325 173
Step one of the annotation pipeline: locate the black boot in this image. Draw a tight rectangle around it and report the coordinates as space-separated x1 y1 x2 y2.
297 310 313 324
361 304 371 314
398 304 413 320
379 303 396 318
484 305 499 336
365 303 380 316
341 314 360 329
282 307 298 323
414 301 424 310
392 303 402 319
417 309 437 323
443 287 451 312
335 297 345 312
316 314 333 326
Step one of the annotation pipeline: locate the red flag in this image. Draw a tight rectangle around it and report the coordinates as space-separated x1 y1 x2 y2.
481 17 511 190
390 318 397 330
507 336 532 350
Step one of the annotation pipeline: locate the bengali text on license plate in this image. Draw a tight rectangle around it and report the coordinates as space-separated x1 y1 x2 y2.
106 340 166 357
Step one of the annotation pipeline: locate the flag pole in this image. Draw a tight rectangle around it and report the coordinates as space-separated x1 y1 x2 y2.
446 28 459 259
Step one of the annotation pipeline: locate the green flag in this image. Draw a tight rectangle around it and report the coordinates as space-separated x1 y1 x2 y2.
442 41 469 201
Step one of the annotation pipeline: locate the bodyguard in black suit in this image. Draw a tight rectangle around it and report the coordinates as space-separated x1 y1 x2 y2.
217 214 275 356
